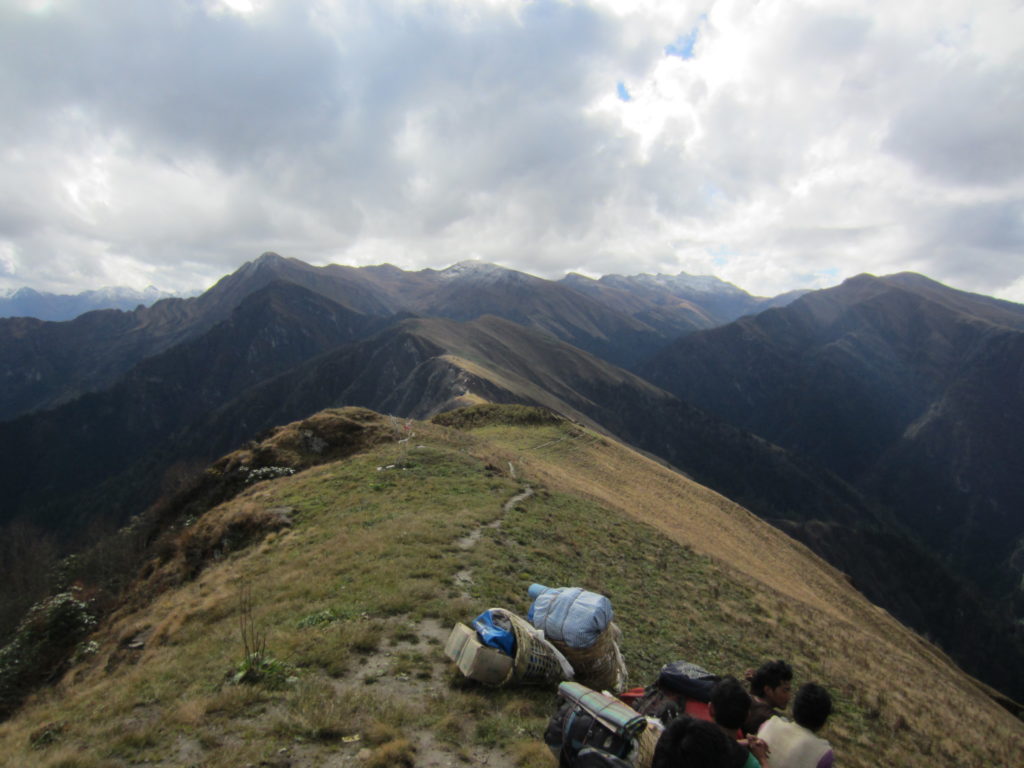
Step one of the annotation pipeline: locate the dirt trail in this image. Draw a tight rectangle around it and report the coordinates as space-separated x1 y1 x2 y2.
302 478 538 767
454 470 532 596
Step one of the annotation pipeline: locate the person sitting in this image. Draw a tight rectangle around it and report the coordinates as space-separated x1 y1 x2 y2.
708 676 772 768
652 716 732 768
744 660 793 735
757 683 834 768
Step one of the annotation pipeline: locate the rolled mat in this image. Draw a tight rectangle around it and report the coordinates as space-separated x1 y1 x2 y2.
557 681 647 739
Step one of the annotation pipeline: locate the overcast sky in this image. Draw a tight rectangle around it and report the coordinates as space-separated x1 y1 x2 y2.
1 0 1022 300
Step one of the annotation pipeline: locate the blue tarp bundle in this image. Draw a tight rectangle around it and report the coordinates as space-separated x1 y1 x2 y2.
527 584 613 649
471 609 517 656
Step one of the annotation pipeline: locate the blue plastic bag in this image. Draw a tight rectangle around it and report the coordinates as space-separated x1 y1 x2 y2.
528 584 613 649
471 609 516 657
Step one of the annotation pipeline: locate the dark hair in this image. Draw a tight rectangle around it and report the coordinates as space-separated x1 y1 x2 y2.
710 676 751 730
750 660 793 697
793 683 832 732
652 716 730 768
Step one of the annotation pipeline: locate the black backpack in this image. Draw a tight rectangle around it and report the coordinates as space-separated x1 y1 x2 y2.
629 686 683 725
656 660 720 702
544 699 636 767
629 661 720 726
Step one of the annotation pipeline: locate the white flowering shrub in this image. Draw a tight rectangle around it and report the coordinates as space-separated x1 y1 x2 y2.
244 466 296 484
0 590 96 718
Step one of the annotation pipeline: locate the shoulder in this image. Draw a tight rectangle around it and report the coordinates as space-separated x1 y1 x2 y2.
757 714 791 736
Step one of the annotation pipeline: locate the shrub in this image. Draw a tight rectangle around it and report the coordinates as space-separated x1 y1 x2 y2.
0 590 96 720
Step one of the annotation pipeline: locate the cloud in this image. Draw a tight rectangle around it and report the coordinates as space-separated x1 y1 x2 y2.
884 61 1024 186
0 0 1021 302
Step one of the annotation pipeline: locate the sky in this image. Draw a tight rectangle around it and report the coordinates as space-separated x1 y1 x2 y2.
1 0 1022 301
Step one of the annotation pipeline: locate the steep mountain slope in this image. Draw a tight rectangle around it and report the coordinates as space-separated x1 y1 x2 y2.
641 273 1024 690
0 253 406 421
640 272 1024 575
0 406 1018 768
0 281 389 534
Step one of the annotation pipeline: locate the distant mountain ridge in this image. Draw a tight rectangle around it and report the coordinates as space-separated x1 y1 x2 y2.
0 285 180 321
0 254 795 421
560 271 807 336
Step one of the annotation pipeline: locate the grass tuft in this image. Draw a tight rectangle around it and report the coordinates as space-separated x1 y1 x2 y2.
363 738 416 768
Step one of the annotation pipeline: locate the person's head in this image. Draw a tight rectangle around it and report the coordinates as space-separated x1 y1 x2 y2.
708 676 751 731
750 660 793 710
793 683 832 732
652 716 730 768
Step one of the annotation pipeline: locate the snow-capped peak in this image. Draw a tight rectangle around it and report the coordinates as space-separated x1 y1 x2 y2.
438 261 507 281
636 272 747 296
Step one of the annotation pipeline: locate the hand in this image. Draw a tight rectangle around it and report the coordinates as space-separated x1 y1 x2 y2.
745 736 771 763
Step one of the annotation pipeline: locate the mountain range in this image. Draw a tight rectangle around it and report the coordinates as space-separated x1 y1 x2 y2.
0 285 180 322
1 253 1022 703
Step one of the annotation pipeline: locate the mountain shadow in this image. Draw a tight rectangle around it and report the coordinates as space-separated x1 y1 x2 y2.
641 272 1024 697
0 281 392 536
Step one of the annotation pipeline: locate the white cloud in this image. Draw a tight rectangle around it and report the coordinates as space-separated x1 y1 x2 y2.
0 0 1021 302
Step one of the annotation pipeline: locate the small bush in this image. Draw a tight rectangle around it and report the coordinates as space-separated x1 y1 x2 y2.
230 653 294 690
245 466 296 484
297 609 339 629
274 677 358 742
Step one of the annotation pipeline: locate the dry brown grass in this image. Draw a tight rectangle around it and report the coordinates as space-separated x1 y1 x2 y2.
462 419 1022 767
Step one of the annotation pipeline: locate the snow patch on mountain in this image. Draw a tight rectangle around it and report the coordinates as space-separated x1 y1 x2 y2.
438 261 507 281
635 272 748 297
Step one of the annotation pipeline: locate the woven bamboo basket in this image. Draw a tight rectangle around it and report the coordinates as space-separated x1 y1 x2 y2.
551 621 628 693
630 718 663 768
491 608 569 686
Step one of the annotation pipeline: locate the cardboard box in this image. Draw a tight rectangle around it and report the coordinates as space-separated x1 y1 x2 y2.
444 623 514 685
444 623 476 661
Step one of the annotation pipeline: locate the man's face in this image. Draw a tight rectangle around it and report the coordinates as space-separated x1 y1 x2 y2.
765 680 792 709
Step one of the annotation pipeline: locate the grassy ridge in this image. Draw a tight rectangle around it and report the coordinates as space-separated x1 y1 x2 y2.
0 407 1018 767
